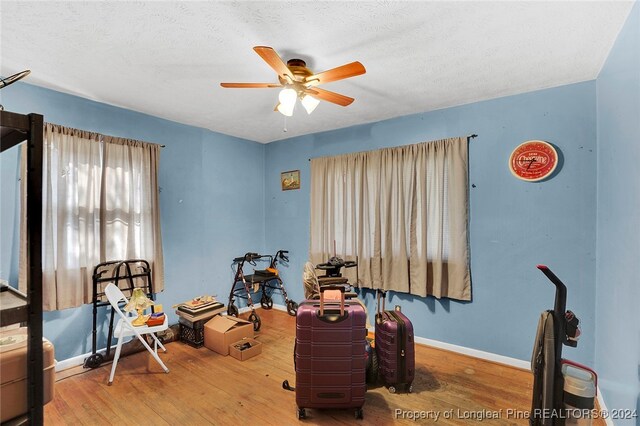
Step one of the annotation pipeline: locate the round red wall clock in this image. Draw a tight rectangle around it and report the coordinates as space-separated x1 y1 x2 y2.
509 140 558 182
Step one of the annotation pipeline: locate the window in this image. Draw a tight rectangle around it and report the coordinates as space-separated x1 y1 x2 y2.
20 124 164 310
309 137 471 300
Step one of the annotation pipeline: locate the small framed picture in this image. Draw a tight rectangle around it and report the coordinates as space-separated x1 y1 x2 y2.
281 170 300 191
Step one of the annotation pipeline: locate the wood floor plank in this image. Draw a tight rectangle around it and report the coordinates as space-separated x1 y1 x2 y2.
44 309 602 425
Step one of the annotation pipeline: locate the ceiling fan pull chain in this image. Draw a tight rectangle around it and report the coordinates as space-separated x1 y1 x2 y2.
283 115 288 133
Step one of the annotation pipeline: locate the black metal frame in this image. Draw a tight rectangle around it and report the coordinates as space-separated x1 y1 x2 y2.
227 250 297 331
0 110 44 424
258 250 296 313
84 260 155 369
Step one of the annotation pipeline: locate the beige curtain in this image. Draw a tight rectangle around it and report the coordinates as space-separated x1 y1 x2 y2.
19 124 163 310
102 135 164 293
309 137 470 300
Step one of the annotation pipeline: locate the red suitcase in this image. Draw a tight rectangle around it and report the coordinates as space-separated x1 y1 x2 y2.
375 290 415 393
295 286 367 420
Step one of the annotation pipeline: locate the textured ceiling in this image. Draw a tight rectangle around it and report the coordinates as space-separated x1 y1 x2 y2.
0 1 634 143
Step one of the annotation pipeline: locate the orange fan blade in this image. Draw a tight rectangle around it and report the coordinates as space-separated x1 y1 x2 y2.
304 87 354 107
220 83 281 88
253 46 295 82
304 61 366 86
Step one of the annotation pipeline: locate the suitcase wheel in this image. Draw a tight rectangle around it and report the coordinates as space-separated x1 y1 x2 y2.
297 407 306 420
388 385 396 394
355 408 364 420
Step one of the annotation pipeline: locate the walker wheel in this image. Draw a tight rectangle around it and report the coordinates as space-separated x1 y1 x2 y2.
84 353 104 369
355 408 364 419
227 304 239 317
286 300 298 316
388 386 396 394
249 312 261 331
407 383 413 393
260 295 273 310
297 407 306 419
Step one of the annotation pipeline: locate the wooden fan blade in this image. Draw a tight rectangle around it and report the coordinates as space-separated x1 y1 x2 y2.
304 87 354 107
253 46 294 81
304 61 366 86
220 83 281 88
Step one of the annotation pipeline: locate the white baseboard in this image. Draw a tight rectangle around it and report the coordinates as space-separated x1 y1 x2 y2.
237 305 289 314
55 343 119 372
417 335 531 370
241 303 290 313
55 354 85 372
272 303 288 313
365 325 529 369
236 305 255 314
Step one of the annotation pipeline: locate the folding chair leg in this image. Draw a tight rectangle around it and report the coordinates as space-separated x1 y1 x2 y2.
136 333 169 373
150 333 167 353
108 335 124 385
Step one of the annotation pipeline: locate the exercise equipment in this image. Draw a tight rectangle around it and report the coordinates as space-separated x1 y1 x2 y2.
227 250 298 332
84 260 156 369
316 256 357 283
530 265 597 426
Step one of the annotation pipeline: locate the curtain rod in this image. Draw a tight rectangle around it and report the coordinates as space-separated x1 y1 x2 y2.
307 134 478 161
44 121 166 148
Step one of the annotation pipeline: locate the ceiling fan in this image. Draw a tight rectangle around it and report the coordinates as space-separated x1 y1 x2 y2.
220 46 366 116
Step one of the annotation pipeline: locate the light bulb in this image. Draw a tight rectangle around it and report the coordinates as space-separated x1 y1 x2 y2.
301 94 320 114
277 88 297 116
276 102 294 117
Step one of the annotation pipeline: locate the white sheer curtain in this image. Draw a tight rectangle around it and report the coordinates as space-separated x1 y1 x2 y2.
20 124 164 310
309 137 471 300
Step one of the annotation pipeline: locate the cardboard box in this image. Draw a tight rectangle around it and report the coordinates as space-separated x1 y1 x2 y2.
229 338 262 361
203 315 254 355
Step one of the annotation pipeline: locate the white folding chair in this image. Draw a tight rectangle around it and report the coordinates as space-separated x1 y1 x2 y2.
104 283 169 384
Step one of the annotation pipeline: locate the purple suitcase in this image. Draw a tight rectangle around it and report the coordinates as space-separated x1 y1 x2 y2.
295 286 366 420
374 290 415 393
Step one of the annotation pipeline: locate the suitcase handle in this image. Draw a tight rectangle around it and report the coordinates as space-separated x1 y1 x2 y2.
319 285 345 317
376 289 387 314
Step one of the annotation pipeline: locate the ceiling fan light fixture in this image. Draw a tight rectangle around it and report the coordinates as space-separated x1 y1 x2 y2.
277 88 297 116
276 102 294 117
301 94 320 114
221 46 366 118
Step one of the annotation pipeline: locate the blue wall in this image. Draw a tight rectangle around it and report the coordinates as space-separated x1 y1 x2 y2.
596 1 640 422
0 83 266 360
265 82 598 366
3 30 638 416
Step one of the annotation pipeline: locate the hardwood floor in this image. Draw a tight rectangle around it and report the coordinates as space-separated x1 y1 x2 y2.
44 309 600 425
